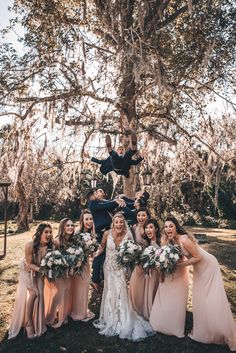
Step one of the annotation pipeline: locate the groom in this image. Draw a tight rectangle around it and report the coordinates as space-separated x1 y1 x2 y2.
87 189 125 291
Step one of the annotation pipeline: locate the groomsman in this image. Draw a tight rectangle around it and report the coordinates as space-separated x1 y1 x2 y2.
84 132 144 178
87 189 125 291
120 190 150 225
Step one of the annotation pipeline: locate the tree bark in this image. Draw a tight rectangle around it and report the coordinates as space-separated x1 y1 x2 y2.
16 181 29 232
214 162 221 217
28 203 33 223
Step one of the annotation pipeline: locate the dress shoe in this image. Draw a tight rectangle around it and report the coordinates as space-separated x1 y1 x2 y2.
25 325 36 339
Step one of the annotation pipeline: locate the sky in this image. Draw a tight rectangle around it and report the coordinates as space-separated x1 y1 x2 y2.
0 0 23 47
0 0 25 126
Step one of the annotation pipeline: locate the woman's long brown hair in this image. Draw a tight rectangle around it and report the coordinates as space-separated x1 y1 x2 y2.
33 223 53 255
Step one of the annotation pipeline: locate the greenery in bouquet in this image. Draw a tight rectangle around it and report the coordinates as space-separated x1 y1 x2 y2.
40 250 69 282
157 244 182 275
140 245 161 274
116 239 143 272
64 245 87 275
73 232 99 256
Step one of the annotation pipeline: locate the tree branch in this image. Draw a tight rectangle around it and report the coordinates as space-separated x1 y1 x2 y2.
16 88 115 105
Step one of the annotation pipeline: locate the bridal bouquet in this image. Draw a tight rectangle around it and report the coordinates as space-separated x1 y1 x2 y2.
157 244 182 275
40 250 69 281
64 245 87 275
73 232 99 256
140 245 161 274
117 240 143 272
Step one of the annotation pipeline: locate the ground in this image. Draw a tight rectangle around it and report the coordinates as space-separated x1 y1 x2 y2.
0 223 235 353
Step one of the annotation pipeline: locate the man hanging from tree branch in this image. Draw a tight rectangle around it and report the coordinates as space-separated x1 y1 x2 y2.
84 132 145 178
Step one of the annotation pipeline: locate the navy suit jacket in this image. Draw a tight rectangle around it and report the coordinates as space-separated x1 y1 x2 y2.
88 199 117 235
121 206 137 226
110 149 143 177
91 156 113 175
122 196 135 209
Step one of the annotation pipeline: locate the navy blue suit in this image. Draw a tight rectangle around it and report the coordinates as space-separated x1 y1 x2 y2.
88 199 117 235
91 150 143 178
88 198 118 283
110 149 143 178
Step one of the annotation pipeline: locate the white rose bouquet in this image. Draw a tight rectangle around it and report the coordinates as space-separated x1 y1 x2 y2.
40 250 68 281
116 239 143 272
64 245 87 275
73 232 99 256
140 245 161 274
156 244 182 275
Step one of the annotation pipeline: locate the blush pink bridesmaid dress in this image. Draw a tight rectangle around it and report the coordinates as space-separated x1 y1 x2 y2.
44 276 71 328
179 235 236 351
8 252 47 339
70 261 94 321
149 254 189 338
129 239 159 320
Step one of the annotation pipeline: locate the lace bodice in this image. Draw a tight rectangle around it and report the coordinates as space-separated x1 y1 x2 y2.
104 230 129 272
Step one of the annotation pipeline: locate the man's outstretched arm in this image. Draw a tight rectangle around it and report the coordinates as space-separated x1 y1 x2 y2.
91 157 105 165
89 199 121 212
130 156 144 165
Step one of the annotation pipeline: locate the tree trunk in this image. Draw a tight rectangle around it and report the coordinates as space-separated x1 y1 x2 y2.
117 1 140 197
119 58 138 197
16 181 29 232
28 203 33 223
214 163 221 217
123 168 136 198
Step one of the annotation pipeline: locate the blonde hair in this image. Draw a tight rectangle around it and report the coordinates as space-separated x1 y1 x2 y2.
111 212 127 234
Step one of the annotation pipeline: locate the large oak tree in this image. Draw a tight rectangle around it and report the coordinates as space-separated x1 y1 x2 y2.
0 0 235 202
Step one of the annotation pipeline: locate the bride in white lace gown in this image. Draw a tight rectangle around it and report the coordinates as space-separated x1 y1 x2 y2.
93 213 153 341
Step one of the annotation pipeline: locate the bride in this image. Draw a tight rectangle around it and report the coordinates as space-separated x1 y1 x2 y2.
93 212 153 341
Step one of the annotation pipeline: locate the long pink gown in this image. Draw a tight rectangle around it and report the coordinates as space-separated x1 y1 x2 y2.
70 262 91 320
179 235 236 351
149 240 189 338
129 239 159 320
8 253 47 339
44 276 71 328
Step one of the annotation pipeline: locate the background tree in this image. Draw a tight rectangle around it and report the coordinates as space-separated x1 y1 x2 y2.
1 0 235 196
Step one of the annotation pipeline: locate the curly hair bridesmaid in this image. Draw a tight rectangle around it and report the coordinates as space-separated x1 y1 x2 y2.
8 223 53 339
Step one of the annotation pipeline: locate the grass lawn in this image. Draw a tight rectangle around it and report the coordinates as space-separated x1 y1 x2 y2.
0 223 235 353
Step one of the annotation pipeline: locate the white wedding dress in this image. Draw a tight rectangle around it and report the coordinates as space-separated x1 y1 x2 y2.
93 230 154 341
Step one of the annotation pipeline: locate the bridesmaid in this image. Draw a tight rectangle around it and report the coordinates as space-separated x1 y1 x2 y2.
142 219 161 320
70 209 95 321
132 207 151 245
129 219 160 319
129 208 150 310
149 216 189 338
170 216 236 351
45 218 74 328
8 223 53 339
